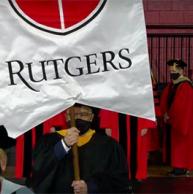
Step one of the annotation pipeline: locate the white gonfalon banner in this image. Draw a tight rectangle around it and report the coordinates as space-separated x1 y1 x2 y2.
0 0 155 138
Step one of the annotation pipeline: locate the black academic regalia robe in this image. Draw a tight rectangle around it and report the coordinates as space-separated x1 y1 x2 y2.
31 132 130 194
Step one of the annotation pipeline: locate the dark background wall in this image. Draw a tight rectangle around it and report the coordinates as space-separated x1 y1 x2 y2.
144 0 193 26
142 0 193 83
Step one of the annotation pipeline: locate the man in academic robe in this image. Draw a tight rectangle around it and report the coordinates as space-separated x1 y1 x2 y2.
160 59 193 176
31 104 130 194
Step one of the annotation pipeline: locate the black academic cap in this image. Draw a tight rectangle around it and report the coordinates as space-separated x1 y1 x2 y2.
167 59 187 69
73 103 99 115
0 125 16 149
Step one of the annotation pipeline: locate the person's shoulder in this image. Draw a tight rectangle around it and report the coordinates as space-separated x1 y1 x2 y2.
38 132 61 143
94 132 119 146
176 76 192 87
1 179 34 194
16 187 34 194
178 80 193 90
94 133 126 157
162 83 172 92
34 132 61 151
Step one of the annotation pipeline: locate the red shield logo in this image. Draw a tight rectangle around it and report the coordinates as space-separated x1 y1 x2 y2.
9 0 107 35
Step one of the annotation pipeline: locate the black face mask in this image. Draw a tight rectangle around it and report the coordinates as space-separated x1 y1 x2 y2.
170 73 180 80
75 119 91 135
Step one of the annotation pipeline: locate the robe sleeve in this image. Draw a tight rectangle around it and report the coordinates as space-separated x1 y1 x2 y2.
169 82 193 136
135 118 156 180
31 134 64 193
160 84 170 115
91 139 130 193
16 187 34 194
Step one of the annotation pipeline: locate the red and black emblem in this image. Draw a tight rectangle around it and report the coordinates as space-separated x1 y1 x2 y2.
8 0 107 35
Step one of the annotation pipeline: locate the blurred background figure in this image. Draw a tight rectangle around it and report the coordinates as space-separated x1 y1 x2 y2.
0 148 34 194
